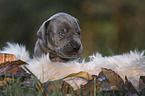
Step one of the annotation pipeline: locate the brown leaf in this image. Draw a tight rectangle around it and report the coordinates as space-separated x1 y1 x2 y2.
0 60 27 69
125 76 138 93
139 76 145 95
44 80 74 95
125 76 140 96
44 80 62 93
0 60 31 79
0 59 43 94
63 71 93 80
76 75 97 95
78 68 127 95
139 76 145 90
96 71 115 91
101 68 125 90
11 60 28 65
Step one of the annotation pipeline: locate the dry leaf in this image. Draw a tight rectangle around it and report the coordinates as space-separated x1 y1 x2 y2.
63 71 93 80
0 60 31 79
125 76 138 93
101 68 125 90
78 68 127 95
44 80 74 95
139 76 145 95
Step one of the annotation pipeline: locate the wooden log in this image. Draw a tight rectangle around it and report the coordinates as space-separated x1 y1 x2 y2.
0 54 15 64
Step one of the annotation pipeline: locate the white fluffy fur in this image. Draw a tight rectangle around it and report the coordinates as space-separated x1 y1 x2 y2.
1 42 145 90
0 42 30 61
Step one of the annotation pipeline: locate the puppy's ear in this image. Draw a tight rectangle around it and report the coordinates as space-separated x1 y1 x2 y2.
76 19 80 24
37 20 50 40
37 30 42 39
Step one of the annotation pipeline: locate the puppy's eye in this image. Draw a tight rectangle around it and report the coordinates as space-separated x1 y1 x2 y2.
58 29 66 36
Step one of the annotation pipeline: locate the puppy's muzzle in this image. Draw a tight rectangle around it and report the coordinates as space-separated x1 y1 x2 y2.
70 40 81 52
57 40 82 58
64 40 81 53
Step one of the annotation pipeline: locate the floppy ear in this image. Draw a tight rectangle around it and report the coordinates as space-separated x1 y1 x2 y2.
76 19 80 24
37 20 50 41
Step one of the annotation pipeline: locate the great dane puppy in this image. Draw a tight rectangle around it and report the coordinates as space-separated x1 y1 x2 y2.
34 12 83 62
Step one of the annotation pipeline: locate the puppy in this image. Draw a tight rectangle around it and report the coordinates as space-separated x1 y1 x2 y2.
34 13 83 62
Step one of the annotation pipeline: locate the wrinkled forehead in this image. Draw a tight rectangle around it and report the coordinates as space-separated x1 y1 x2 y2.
49 14 79 28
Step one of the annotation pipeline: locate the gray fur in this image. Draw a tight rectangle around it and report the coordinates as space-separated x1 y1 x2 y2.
34 13 83 62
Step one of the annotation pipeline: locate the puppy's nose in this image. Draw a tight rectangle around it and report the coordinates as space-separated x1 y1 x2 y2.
73 45 81 52
70 40 81 52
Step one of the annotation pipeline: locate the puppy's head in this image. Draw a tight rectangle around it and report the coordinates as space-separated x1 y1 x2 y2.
37 13 83 59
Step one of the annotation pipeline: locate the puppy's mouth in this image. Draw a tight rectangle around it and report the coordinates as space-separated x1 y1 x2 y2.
56 41 82 59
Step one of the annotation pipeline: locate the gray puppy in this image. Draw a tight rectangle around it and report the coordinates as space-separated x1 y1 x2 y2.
34 13 83 62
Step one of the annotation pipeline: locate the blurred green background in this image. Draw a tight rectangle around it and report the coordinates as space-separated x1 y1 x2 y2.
0 0 145 59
